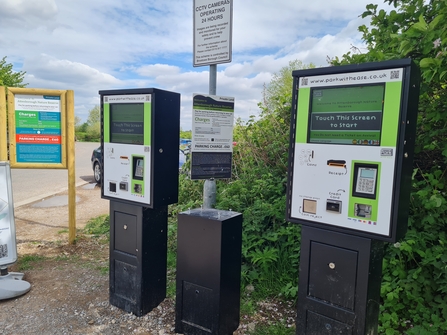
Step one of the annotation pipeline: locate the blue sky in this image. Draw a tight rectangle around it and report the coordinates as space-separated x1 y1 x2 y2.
0 0 390 130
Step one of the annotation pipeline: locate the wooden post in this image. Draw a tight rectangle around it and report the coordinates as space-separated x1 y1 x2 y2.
66 90 76 244
0 87 7 161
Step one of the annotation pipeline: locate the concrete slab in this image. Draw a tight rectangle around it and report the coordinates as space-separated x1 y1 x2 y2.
31 195 81 208
82 183 98 190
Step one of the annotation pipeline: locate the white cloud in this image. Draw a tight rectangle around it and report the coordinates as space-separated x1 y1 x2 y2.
24 55 120 86
1 0 393 130
0 0 58 28
136 64 181 77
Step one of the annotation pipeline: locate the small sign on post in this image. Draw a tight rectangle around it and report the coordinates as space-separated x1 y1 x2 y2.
190 94 235 180
193 0 232 67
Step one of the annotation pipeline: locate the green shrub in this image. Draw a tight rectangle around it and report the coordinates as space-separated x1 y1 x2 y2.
331 1 447 333
75 132 87 141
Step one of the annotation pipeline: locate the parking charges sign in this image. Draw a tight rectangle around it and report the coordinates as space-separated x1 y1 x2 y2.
14 94 62 163
0 162 18 266
191 94 234 179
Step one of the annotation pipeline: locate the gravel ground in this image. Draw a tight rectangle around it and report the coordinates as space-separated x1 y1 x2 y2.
0 184 296 335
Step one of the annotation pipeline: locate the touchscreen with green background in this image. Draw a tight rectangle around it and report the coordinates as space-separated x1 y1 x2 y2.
309 84 385 145
110 103 144 145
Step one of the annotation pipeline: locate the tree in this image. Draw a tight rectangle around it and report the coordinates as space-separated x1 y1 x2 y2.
74 115 82 128
85 105 100 141
331 1 447 333
263 59 314 118
0 56 27 87
180 128 192 139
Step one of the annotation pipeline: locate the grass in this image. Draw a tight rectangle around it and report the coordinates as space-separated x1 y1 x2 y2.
166 220 178 298
96 265 109 275
16 254 46 271
248 323 295 335
54 254 72 262
84 214 110 237
240 297 256 316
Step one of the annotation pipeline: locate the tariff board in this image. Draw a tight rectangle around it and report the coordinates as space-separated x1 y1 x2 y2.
191 94 234 179
7 88 69 169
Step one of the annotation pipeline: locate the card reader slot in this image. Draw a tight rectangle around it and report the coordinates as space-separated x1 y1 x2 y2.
326 200 342 213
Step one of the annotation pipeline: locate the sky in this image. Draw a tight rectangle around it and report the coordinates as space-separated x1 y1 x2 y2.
0 0 391 131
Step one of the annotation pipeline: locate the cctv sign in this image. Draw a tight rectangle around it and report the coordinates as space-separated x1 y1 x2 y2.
193 0 233 67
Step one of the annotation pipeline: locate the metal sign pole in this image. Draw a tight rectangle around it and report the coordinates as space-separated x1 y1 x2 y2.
209 64 217 95
203 64 217 209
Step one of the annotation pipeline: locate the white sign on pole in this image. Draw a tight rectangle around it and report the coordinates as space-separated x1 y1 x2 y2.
190 94 235 179
191 94 235 153
193 0 233 67
0 162 18 267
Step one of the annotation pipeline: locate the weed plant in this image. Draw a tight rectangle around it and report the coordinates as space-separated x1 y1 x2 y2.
248 322 295 335
16 254 46 271
84 214 110 237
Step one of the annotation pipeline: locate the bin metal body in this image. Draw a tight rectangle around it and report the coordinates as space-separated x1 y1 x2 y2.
175 209 242 335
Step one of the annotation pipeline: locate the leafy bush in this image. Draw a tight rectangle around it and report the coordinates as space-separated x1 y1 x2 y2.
75 132 87 141
331 1 447 333
209 61 314 298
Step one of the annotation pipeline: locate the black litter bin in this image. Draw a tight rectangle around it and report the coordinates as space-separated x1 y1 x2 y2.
175 208 242 335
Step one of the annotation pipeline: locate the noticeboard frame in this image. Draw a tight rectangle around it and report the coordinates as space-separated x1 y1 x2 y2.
7 88 69 169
